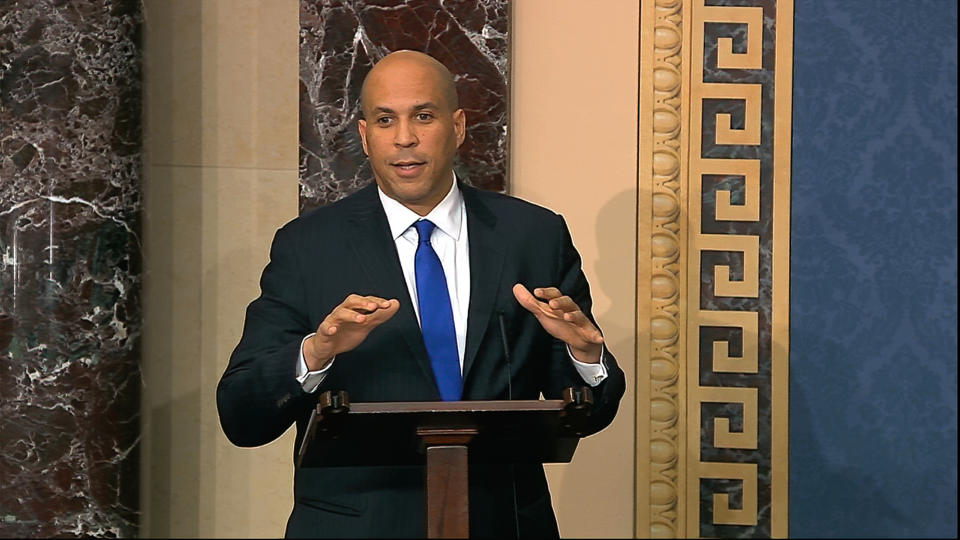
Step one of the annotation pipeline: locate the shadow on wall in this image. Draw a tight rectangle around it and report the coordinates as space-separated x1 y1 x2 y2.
553 188 637 536
141 0 204 536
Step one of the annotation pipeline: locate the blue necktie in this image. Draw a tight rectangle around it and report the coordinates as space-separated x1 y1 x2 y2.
413 220 462 401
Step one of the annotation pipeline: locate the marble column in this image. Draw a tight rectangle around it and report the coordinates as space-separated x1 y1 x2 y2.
299 0 510 212
0 1 141 536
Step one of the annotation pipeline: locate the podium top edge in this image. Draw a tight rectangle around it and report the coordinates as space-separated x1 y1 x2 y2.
346 399 566 414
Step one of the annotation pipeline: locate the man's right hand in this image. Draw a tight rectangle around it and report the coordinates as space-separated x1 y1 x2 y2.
303 294 400 371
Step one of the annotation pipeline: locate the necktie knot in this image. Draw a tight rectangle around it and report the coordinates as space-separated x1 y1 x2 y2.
414 219 436 245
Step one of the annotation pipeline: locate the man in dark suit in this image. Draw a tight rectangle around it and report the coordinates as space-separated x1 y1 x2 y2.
217 50 625 538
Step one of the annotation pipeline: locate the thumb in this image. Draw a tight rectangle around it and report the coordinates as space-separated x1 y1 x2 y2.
512 283 540 314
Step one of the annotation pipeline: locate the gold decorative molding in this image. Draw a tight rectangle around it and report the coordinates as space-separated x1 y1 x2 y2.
771 1 793 534
638 0 689 537
638 1 791 537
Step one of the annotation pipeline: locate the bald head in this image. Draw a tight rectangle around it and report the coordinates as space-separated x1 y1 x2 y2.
360 50 459 117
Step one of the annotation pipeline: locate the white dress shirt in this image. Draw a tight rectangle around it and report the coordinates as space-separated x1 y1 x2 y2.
296 176 607 393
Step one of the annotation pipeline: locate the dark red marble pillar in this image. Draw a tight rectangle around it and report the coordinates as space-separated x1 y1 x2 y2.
0 0 141 536
298 0 510 213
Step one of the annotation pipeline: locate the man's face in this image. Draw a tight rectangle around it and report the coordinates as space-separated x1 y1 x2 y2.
358 60 465 215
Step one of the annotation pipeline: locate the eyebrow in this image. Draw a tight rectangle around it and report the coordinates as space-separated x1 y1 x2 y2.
371 102 441 115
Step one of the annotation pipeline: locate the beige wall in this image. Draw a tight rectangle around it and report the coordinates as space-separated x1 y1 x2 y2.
140 0 639 537
511 2 639 537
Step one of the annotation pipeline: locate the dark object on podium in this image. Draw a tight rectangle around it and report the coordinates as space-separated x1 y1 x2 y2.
296 387 594 539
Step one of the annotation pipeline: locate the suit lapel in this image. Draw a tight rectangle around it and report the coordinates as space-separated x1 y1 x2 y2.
461 185 506 383
343 185 437 395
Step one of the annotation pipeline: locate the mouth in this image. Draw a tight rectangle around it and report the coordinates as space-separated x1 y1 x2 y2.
390 160 427 177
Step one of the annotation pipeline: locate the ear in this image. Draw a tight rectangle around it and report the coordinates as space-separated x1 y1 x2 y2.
358 119 369 155
453 109 466 148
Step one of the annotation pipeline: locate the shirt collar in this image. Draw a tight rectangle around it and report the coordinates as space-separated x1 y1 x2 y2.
378 172 463 241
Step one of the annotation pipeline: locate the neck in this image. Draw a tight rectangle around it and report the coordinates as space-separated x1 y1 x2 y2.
405 198 444 217
377 174 457 217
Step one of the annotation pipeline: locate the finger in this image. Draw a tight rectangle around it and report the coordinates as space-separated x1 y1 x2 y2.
332 305 367 324
513 283 546 314
366 298 401 324
548 295 580 313
361 295 394 310
573 313 604 343
514 284 567 321
340 294 377 314
342 294 391 314
561 309 591 326
563 314 604 342
533 287 562 301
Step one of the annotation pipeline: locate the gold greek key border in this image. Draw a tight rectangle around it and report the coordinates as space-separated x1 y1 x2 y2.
688 1 764 535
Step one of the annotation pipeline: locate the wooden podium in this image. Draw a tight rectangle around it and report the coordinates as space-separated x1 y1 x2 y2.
297 388 593 538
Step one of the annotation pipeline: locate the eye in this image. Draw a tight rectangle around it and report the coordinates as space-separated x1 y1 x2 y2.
416 112 434 122
376 116 394 126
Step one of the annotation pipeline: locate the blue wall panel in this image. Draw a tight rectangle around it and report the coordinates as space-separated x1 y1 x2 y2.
790 0 957 537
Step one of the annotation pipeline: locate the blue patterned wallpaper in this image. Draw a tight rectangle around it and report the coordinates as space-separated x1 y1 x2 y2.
790 0 957 537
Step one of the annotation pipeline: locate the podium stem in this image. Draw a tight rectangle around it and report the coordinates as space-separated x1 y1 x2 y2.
420 428 477 538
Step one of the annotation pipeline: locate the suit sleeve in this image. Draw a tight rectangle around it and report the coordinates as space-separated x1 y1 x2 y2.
544 215 626 437
216 224 317 447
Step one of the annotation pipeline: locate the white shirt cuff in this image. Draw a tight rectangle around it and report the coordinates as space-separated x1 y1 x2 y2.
296 333 334 393
567 344 609 387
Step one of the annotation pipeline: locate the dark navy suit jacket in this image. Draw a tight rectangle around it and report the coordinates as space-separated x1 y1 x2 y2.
216 182 625 538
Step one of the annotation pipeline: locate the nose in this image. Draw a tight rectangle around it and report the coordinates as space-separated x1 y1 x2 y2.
394 118 418 148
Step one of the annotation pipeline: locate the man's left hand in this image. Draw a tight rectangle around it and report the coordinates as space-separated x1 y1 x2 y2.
512 283 604 364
